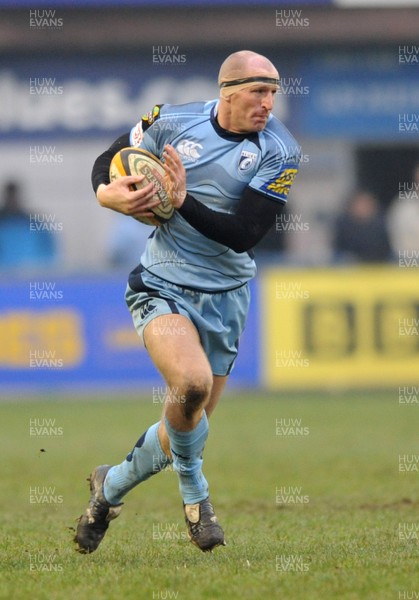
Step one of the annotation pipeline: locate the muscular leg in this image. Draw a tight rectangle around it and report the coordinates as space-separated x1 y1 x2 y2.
144 314 214 504
145 314 213 430
103 313 228 506
144 313 225 549
75 315 228 553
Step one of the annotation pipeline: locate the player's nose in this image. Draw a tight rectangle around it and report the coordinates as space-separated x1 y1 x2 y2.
261 92 274 112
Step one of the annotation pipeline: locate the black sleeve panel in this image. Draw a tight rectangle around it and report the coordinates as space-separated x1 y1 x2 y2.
177 187 284 253
91 132 131 193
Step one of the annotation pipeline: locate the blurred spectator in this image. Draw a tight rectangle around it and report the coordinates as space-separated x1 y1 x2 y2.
387 162 419 257
0 181 56 269
332 190 392 263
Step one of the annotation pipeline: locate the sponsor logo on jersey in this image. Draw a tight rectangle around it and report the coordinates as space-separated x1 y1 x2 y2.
238 150 257 173
261 167 298 200
131 121 144 146
137 300 158 321
176 139 203 162
142 105 161 125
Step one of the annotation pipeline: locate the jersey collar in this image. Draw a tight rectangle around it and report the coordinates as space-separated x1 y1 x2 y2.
210 103 260 146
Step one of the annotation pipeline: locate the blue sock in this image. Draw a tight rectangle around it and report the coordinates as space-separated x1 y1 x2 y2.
103 422 171 505
164 412 209 505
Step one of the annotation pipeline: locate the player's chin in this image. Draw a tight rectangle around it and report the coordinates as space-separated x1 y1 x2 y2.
252 118 269 131
252 123 267 133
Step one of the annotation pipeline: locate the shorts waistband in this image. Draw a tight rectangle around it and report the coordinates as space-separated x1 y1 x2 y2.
129 264 248 295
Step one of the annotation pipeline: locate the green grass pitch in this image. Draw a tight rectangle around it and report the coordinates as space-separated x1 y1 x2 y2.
0 391 417 600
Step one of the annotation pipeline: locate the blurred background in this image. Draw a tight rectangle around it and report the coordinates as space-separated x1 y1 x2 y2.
0 0 418 395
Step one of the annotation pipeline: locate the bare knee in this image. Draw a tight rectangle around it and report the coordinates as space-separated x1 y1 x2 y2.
182 379 212 420
166 374 212 423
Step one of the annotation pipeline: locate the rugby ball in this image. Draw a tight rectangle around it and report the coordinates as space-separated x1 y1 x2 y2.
109 147 174 226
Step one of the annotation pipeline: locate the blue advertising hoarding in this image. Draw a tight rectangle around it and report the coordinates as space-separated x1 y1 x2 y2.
294 49 419 140
0 275 260 392
1 48 417 142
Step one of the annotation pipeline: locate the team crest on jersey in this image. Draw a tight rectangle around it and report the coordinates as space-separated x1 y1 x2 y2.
261 167 298 200
238 150 257 173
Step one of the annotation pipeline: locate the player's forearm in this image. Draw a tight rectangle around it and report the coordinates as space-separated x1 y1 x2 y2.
178 187 280 253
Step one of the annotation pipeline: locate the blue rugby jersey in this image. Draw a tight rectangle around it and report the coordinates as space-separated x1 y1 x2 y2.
129 99 300 292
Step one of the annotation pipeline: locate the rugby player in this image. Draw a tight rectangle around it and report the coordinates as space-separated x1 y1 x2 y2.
74 50 300 554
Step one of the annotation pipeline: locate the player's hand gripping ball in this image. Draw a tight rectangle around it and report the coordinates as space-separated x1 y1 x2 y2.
109 147 174 226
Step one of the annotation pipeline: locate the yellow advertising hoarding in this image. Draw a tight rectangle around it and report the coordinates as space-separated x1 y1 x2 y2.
261 267 419 389
0 309 84 368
